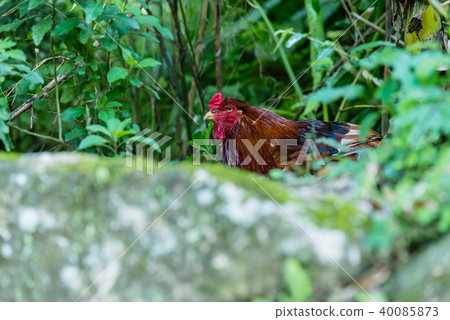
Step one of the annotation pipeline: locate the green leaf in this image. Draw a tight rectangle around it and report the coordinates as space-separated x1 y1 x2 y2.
79 135 110 150
107 66 129 83
98 109 115 122
145 86 160 100
79 29 93 44
32 16 52 46
305 0 325 89
99 37 117 51
106 118 131 136
60 85 82 104
61 106 86 121
351 41 395 56
135 15 159 28
308 85 364 104
303 100 319 116
18 1 30 17
135 15 173 40
0 18 28 33
116 129 137 139
86 124 113 137
129 78 141 87
4 49 26 61
138 58 161 68
122 47 139 67
359 112 380 141
286 32 307 48
114 14 139 30
51 18 80 37
32 99 49 109
28 0 45 10
205 121 214 138
140 32 159 43
16 71 44 94
105 101 123 108
85 2 104 24
154 25 173 40
279 258 312 302
126 5 142 17
0 38 16 50
65 127 86 142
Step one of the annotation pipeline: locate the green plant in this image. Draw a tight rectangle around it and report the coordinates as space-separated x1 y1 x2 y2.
188 122 216 162
0 98 12 151
328 47 450 254
278 258 312 302
77 109 138 156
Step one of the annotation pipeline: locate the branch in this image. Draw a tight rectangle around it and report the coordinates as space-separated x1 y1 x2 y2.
340 0 365 43
8 65 78 122
186 0 209 115
8 123 73 151
169 0 207 114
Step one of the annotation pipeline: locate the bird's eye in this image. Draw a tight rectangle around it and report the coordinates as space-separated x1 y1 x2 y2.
227 107 233 112
213 110 219 114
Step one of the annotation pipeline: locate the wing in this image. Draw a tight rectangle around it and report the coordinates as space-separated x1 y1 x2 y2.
270 120 382 170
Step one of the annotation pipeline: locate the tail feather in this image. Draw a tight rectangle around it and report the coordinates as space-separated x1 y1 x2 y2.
337 123 382 159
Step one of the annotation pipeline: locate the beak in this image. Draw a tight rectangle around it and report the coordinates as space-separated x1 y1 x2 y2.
204 111 215 120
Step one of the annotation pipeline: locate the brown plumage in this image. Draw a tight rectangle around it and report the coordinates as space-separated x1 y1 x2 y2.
204 93 382 174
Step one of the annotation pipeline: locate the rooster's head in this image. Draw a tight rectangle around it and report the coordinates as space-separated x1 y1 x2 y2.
204 93 244 139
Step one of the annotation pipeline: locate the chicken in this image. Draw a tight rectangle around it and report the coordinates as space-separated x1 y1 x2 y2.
203 93 382 174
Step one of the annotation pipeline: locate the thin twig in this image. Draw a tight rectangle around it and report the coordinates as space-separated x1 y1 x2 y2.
341 0 365 43
50 0 62 141
351 11 405 46
9 123 73 151
342 104 383 112
39 113 60 152
318 13 386 89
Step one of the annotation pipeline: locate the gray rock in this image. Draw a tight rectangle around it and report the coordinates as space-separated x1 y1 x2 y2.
388 234 450 301
0 153 372 301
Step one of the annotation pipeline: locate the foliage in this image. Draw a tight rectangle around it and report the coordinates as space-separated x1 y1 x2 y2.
278 258 312 302
327 48 450 256
1 0 168 153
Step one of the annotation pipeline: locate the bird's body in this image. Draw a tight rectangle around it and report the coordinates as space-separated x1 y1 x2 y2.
204 93 382 174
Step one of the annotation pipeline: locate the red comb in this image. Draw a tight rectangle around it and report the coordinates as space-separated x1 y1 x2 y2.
208 93 223 111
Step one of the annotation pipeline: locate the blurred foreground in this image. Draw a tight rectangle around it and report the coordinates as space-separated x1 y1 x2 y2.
1 153 449 301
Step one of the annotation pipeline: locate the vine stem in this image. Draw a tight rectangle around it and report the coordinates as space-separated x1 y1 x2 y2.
50 0 63 142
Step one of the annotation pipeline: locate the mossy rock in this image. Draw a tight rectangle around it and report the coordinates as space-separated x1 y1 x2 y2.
0 153 375 301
